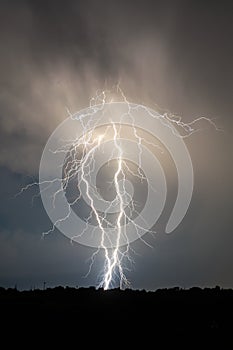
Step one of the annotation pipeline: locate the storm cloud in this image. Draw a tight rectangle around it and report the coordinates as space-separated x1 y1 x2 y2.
0 0 232 289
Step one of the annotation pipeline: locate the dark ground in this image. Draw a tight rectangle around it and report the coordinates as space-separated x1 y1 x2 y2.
1 286 233 346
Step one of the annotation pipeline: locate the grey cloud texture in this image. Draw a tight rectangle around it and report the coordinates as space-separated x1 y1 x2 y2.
3 0 231 172
0 0 232 289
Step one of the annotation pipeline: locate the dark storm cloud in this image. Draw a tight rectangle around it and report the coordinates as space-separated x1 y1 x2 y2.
0 0 232 289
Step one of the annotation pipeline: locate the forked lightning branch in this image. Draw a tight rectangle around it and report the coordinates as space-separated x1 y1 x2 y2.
19 89 218 289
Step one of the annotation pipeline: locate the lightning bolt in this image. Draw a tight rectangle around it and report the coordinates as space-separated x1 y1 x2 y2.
76 121 138 290
17 85 220 290
102 123 124 290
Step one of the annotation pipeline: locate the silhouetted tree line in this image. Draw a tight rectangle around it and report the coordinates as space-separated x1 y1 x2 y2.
0 285 232 346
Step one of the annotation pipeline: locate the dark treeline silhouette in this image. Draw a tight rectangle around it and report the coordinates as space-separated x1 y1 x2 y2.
1 286 233 346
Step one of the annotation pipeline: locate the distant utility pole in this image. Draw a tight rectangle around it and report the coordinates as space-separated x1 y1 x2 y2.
43 281 47 290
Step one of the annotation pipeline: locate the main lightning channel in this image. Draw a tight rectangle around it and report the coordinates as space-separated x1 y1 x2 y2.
17 87 220 290
103 123 124 289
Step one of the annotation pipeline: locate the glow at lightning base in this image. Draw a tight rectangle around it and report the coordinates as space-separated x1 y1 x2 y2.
39 101 194 289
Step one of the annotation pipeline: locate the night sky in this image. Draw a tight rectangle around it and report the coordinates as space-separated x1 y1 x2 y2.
0 0 232 290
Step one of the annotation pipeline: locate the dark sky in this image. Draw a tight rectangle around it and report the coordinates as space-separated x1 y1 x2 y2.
0 0 232 290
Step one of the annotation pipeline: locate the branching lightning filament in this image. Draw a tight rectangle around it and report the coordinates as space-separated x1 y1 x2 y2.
61 122 138 290
17 86 220 290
